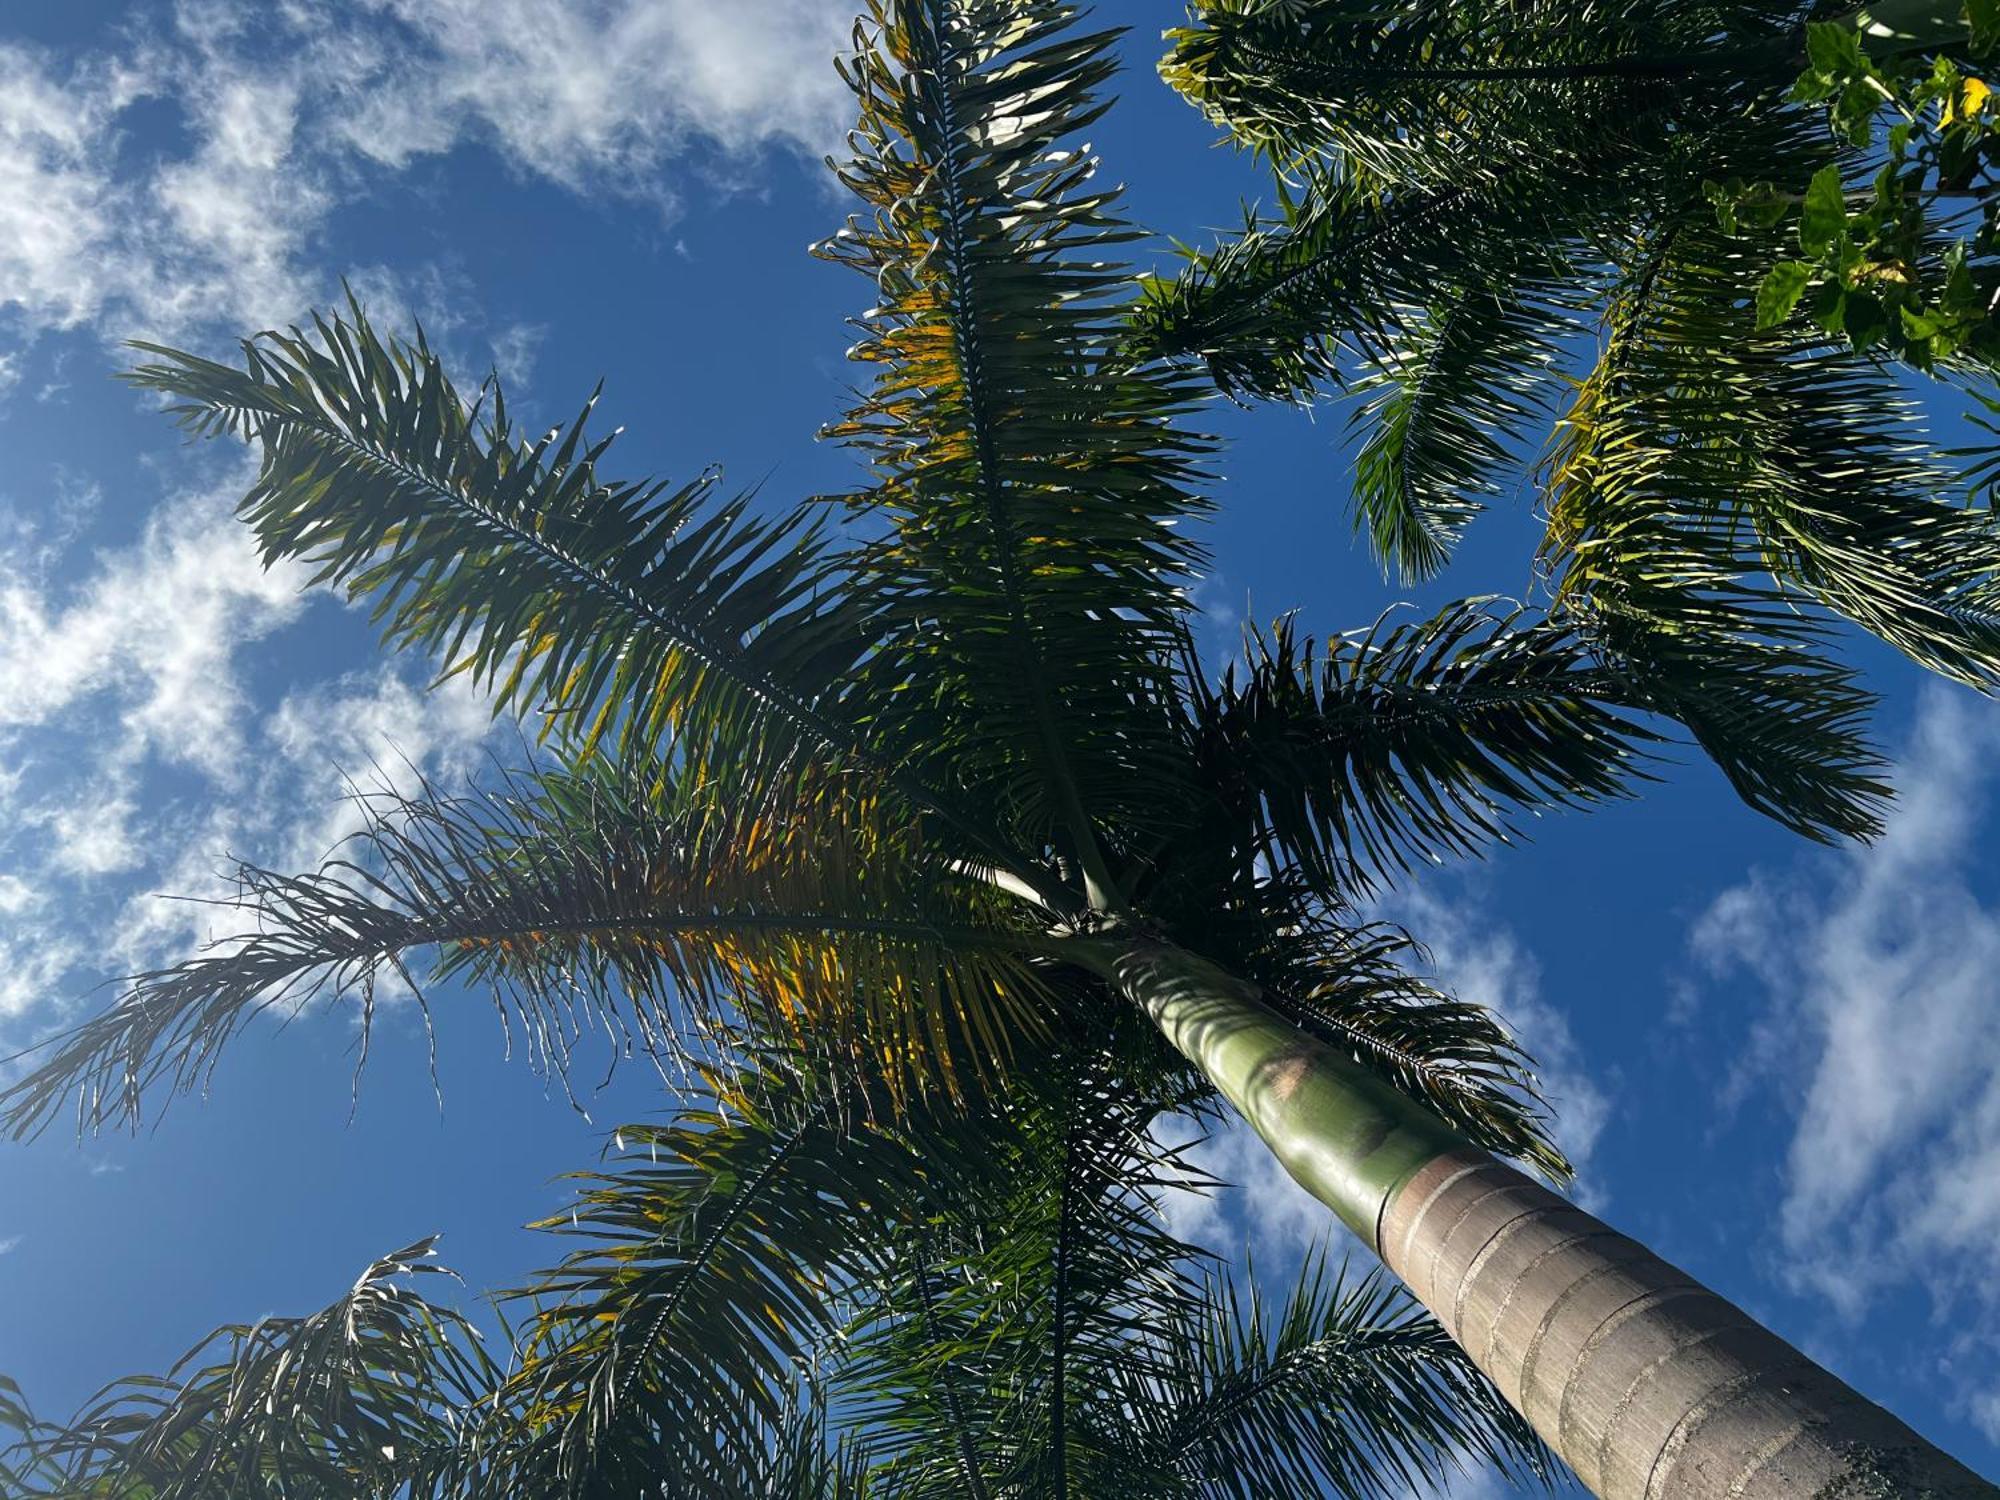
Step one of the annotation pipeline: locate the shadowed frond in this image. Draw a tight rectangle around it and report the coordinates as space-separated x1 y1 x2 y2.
836 1052 1207 1499
816 0 1215 868
1190 603 1662 891
1127 137 1628 411
1159 0 1801 185
1135 1254 1551 1500
0 760 1046 1139
1347 285 1557 581
9 1238 496 1500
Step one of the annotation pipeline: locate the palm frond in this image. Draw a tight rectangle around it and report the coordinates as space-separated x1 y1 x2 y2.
121 303 1070 906
1 759 1045 1139
1159 0 1800 185
0 1377 66 1496
1347 285 1559 580
489 1066 942 1500
1543 223 2000 692
19 1238 496 1500
837 1054 1208 1500
1137 1254 1551 1500
816 0 1215 869
1191 603 1662 891
127 306 864 770
1128 156 1598 407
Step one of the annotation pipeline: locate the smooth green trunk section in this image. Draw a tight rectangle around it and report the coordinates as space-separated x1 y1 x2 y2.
1069 936 1463 1246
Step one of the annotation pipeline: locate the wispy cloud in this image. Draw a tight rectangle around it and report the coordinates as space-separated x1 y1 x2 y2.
0 457 498 1044
1689 687 2000 1432
0 1234 23 1256
0 0 854 355
0 464 306 780
0 0 848 1055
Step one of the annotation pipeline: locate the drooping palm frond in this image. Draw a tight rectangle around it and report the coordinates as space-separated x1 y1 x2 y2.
10 1238 496 1500
816 0 1215 875
835 1051 1209 1499
752 1391 873 1500
1347 285 1558 581
0 758 1046 1139
1129 161 1590 405
0 1378 66 1496
1545 226 2000 691
1142 0 2000 754
1133 1254 1551 1500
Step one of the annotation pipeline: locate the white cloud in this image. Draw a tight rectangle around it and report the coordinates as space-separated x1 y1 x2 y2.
1690 687 2000 1410
0 464 307 781
0 1234 22 1256
0 875 33 915
337 0 854 187
0 928 79 1023
1393 1471 1529 1500
0 44 145 332
38 787 144 878
109 665 500 974
1157 1111 1338 1262
0 0 854 358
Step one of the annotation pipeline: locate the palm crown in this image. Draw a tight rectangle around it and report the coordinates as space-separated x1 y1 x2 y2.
4 0 1995 1495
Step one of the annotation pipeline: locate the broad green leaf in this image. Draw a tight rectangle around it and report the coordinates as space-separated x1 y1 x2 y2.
1800 164 1849 255
1757 262 1816 329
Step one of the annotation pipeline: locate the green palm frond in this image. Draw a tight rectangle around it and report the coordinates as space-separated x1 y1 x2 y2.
1128 155 1600 406
12 1238 495 1500
837 1053 1206 1499
491 1074 930 1500
0 759 1046 1139
755 1394 872 1500
1347 285 1559 580
1547 232 2000 689
1160 0 1801 184
816 0 1214 874
1190 603 1661 891
1 1378 66 1496
1137 1254 1551 1500
126 307 872 779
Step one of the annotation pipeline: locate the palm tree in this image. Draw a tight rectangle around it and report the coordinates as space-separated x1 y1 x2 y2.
4 0 1996 1492
2 1034 1551 1496
1138 0 2000 683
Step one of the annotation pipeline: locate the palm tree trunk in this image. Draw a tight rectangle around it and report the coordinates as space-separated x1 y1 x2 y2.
1072 936 1999 1498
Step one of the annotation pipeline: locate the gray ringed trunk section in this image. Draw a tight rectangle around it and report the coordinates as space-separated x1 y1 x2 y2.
1379 1148 1997 1498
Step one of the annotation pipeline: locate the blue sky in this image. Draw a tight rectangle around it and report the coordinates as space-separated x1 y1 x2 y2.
0 0 1995 1490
